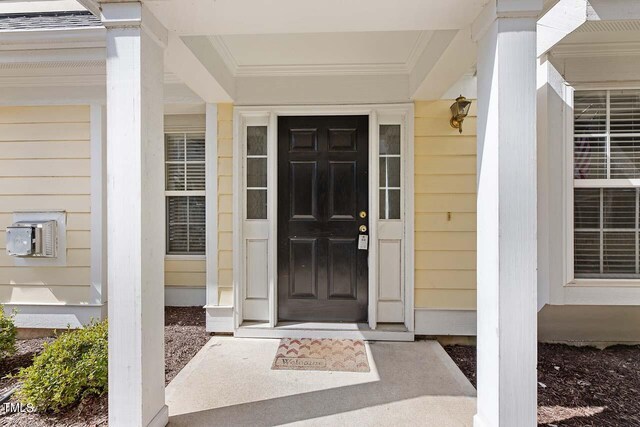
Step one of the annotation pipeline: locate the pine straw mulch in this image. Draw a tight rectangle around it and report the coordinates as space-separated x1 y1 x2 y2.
444 343 640 426
0 306 210 427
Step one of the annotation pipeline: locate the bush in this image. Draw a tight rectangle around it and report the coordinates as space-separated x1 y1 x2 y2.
0 305 17 359
15 320 108 412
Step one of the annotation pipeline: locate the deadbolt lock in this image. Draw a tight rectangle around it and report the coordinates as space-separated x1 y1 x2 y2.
359 225 367 233
359 211 367 219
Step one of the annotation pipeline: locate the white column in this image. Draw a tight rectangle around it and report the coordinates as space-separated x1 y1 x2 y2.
90 103 107 308
101 2 168 426
473 1 542 426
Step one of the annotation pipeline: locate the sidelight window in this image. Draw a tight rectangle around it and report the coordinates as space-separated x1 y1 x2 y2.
379 124 402 219
246 126 268 219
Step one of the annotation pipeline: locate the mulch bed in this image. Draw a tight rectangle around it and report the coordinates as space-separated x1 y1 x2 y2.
0 307 210 427
444 343 640 426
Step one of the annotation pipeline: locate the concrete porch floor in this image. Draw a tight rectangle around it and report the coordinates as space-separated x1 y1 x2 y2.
165 337 476 426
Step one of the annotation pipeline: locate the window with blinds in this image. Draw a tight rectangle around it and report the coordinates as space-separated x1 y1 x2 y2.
574 89 640 278
165 133 206 255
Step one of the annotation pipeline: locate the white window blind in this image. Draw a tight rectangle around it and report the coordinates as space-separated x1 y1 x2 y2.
165 133 206 254
574 89 640 278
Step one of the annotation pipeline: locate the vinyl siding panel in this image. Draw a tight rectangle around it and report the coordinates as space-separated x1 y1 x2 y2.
0 106 91 305
414 100 477 310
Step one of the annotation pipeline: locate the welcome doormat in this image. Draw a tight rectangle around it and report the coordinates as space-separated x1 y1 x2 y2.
271 338 370 372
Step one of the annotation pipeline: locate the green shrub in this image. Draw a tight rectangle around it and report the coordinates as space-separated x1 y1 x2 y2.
0 305 17 359
15 320 108 412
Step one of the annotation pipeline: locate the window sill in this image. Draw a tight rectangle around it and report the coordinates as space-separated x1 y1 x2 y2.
165 255 206 261
567 279 640 288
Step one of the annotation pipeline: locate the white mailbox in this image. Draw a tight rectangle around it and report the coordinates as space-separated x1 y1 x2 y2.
6 220 57 258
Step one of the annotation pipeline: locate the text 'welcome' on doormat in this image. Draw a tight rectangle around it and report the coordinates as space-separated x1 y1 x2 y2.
272 338 370 372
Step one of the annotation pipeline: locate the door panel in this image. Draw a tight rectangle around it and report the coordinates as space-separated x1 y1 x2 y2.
278 115 368 322
290 161 318 220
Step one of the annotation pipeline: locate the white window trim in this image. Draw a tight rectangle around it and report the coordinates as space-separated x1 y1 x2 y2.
565 85 640 298
164 129 207 257
232 104 415 334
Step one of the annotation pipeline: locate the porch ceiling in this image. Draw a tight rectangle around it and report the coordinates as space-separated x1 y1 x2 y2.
144 0 487 35
208 31 434 76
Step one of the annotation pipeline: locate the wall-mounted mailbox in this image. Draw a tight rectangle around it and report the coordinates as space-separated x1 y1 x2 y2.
6 220 57 258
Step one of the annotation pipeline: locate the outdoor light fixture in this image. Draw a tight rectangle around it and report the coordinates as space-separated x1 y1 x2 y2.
450 95 472 133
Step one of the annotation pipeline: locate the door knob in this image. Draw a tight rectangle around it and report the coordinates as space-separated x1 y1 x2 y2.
359 211 367 219
359 225 367 233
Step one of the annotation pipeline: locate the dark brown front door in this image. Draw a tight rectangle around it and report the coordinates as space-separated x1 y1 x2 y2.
278 115 369 322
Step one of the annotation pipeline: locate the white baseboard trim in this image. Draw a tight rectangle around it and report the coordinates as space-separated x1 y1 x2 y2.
205 305 234 333
4 303 106 329
415 308 477 336
165 286 206 307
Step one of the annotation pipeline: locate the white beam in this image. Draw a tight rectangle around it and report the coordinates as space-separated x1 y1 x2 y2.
411 27 477 100
102 2 168 426
165 33 234 103
473 0 542 426
587 0 640 21
537 0 587 57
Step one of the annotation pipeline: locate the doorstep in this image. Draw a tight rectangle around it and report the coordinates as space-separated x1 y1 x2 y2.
235 321 415 341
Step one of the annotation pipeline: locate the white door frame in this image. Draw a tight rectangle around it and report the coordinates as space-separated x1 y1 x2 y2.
233 104 414 333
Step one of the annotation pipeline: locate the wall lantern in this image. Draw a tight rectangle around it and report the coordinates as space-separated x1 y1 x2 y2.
450 95 472 134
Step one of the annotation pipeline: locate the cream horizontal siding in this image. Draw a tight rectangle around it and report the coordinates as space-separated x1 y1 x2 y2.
165 258 206 287
0 106 91 305
414 100 477 310
217 104 234 306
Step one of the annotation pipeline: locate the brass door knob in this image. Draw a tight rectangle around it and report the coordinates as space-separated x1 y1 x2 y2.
359 225 367 233
359 211 367 219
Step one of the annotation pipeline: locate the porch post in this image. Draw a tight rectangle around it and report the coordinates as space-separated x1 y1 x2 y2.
101 2 168 426
473 1 542 426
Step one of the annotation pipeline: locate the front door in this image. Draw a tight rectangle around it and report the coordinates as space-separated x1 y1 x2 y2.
278 116 369 322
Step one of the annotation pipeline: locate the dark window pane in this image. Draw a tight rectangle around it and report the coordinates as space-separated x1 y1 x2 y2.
379 125 401 154
165 134 184 161
247 158 267 188
167 196 188 224
574 188 600 229
185 134 205 161
574 91 606 134
186 163 205 190
610 136 640 179
188 196 206 223
188 224 206 253
379 189 400 219
603 189 636 229
247 126 267 156
247 189 267 219
603 232 636 275
167 224 188 254
574 231 601 276
167 196 205 254
574 137 606 179
610 90 640 134
166 163 185 191
379 157 401 188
